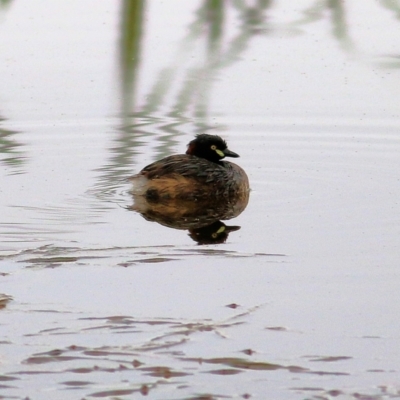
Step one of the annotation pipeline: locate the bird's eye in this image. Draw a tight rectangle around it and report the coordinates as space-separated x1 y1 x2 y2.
211 145 217 150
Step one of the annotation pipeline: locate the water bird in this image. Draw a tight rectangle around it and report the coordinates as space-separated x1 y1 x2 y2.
130 134 249 201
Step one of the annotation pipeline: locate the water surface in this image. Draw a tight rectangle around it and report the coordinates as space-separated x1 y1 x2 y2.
1 1 400 399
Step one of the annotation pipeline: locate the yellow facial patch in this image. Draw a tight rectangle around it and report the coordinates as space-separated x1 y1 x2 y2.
215 149 224 158
216 226 226 234
212 226 225 239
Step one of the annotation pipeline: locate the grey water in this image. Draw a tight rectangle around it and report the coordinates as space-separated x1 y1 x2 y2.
1 1 400 399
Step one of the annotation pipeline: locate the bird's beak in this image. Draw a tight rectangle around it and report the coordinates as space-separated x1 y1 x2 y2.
223 148 240 158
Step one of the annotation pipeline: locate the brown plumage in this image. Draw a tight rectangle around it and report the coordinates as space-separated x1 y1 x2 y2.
130 134 249 201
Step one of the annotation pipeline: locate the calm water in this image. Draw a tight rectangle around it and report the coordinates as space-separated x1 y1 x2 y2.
1 1 400 399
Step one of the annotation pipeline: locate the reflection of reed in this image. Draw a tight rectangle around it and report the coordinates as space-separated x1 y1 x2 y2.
140 0 273 132
327 0 353 50
381 0 400 20
377 55 400 68
94 0 146 186
0 0 13 11
292 0 354 51
120 0 145 114
380 0 400 67
0 2 25 170
0 116 25 168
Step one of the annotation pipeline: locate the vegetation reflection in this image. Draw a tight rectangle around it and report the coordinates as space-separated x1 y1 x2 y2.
0 1 25 170
98 0 400 190
0 117 25 168
291 0 354 51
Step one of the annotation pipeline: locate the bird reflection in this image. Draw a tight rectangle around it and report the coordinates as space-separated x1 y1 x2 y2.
128 189 249 245
188 221 240 245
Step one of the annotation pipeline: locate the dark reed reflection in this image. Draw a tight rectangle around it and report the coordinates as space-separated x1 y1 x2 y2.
128 188 249 244
0 1 25 170
120 0 145 115
0 116 25 169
